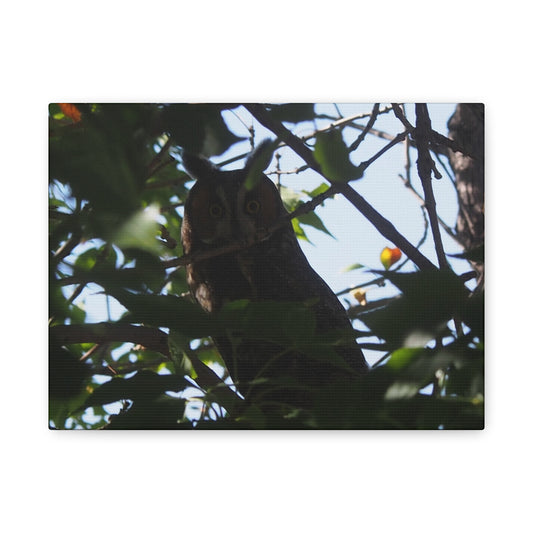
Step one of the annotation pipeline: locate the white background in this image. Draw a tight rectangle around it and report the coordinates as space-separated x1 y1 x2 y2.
2 2 530 532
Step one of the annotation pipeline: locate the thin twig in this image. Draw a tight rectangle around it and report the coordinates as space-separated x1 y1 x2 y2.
267 165 308 177
392 103 414 130
146 137 174 178
314 106 394 132
348 103 381 152
244 103 437 272
93 356 167 376
79 342 104 363
431 130 474 159
301 106 394 149
402 104 412 186
358 130 409 172
397 173 459 243
159 202 184 214
215 106 395 170
53 230 82 264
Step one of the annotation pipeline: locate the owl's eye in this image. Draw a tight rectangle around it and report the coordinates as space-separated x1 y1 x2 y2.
245 199 261 214
209 203 224 218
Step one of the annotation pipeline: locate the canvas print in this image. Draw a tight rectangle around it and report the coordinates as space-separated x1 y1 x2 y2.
49 103 484 429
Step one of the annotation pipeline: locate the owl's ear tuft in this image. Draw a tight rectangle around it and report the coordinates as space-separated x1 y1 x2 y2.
182 152 218 181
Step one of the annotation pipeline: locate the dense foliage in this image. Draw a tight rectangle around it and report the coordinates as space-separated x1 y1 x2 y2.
49 103 484 429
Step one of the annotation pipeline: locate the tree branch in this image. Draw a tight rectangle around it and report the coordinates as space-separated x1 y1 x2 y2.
244 103 437 272
413 104 449 270
50 322 244 413
358 130 410 172
50 323 170 354
146 136 174 178
349 103 383 152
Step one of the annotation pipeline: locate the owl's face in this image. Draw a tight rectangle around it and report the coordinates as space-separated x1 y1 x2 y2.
181 146 285 250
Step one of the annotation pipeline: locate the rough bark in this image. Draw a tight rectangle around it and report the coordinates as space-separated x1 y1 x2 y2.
447 104 485 285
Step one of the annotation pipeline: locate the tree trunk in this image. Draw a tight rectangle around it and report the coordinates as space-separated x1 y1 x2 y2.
447 104 484 286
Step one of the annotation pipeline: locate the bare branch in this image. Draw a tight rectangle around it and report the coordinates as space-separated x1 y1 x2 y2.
358 130 409 172
52 230 82 264
392 103 414 130
413 104 449 270
348 103 381 152
244 103 437 272
94 356 168 377
401 104 413 186
397 173 459 243
215 106 395 170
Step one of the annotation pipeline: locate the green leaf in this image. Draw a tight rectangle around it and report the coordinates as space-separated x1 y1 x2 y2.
74 244 117 272
72 249 165 294
49 104 156 228
304 182 331 197
386 347 427 371
105 396 187 429
313 129 364 183
143 168 189 207
244 139 278 190
166 266 190 295
217 300 357 375
291 218 311 243
49 343 91 400
378 269 467 299
112 205 163 256
82 370 188 409
161 104 245 157
279 186 333 239
109 291 214 338
265 103 316 123
446 352 484 398
462 291 484 340
309 368 394 429
387 396 484 430
358 269 471 348
309 363 484 429
280 185 304 209
124 250 166 292
296 339 354 372
237 404 269 429
342 263 365 272
218 299 316 347
49 279 87 325
167 329 194 376
384 342 484 401
297 210 334 238
196 345 226 369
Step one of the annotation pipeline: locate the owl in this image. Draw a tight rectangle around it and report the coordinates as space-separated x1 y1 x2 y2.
181 141 368 413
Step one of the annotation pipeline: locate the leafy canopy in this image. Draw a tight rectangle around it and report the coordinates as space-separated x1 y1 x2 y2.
49 103 484 430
